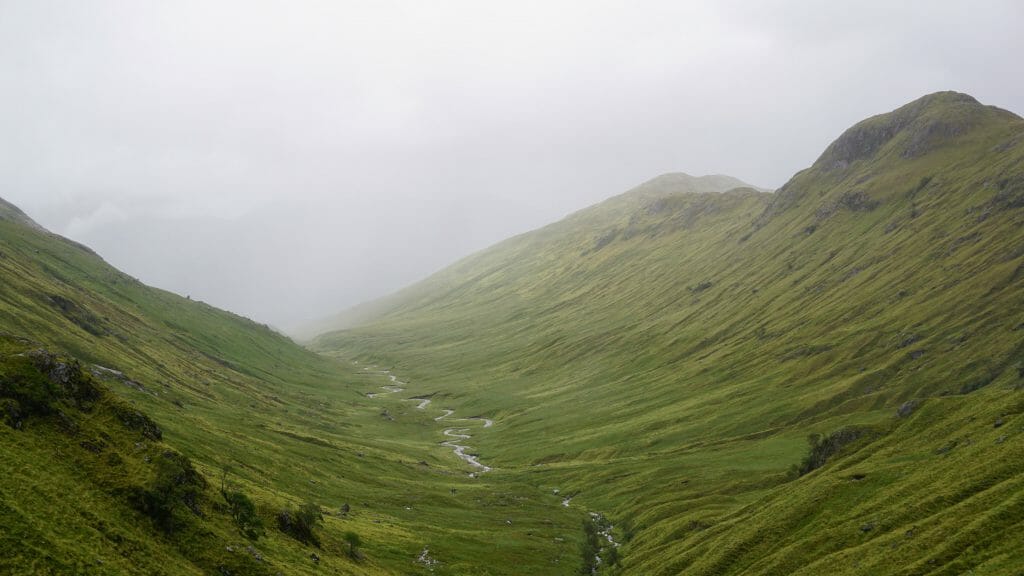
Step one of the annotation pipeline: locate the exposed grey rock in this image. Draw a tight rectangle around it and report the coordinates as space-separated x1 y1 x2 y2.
896 399 920 418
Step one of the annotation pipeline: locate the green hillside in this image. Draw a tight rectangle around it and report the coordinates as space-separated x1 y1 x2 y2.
293 172 763 341
314 92 1024 574
3 90 1022 575
0 195 583 572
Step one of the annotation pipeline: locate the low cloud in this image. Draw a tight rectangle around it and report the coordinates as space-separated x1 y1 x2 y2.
1 0 1021 327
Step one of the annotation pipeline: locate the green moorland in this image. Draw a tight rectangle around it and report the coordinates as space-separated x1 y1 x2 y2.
0 198 584 573
314 92 1024 575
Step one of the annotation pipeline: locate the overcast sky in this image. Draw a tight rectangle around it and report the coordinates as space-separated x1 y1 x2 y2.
1 1 1022 329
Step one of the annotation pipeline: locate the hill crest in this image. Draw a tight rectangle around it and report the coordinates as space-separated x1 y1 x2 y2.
815 90 1021 171
0 196 44 232
623 172 770 199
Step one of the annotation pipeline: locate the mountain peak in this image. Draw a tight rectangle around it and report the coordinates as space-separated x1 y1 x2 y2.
626 173 767 199
912 90 980 107
815 91 1019 170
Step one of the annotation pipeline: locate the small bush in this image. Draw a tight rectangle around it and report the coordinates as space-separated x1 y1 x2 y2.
219 468 265 540
579 519 600 575
223 490 264 540
0 398 23 428
0 350 103 425
344 531 362 560
0 356 60 417
278 502 323 546
579 515 619 574
797 428 869 476
129 451 207 533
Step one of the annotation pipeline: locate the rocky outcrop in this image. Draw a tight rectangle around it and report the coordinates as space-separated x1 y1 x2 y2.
814 92 1015 171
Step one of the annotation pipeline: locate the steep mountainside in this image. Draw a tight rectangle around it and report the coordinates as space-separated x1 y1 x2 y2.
296 172 765 340
315 92 1024 575
0 196 583 574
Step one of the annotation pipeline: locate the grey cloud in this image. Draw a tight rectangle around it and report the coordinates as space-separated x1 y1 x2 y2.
0 0 1021 328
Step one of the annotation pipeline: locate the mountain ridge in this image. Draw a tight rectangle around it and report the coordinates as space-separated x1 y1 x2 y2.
620 172 770 198
0 196 46 232
301 172 769 337
314 91 1024 574
311 90 1021 338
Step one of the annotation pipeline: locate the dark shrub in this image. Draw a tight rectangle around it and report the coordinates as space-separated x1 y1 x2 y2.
798 427 870 476
129 450 207 533
0 356 60 417
222 490 264 540
278 502 323 546
0 350 103 423
0 398 23 428
344 531 362 560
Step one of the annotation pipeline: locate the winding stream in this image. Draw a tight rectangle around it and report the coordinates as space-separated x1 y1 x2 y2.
361 366 493 474
440 428 492 472
407 398 431 410
359 363 619 570
589 512 620 571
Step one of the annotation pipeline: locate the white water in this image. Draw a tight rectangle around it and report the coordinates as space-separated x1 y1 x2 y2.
448 416 494 427
406 398 431 410
441 428 492 472
588 511 620 572
366 383 404 398
589 512 619 547
357 364 493 473
416 545 438 568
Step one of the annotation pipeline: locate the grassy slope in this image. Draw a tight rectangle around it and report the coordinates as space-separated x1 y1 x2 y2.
0 336 269 575
315 92 1024 574
293 173 760 340
0 198 583 573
